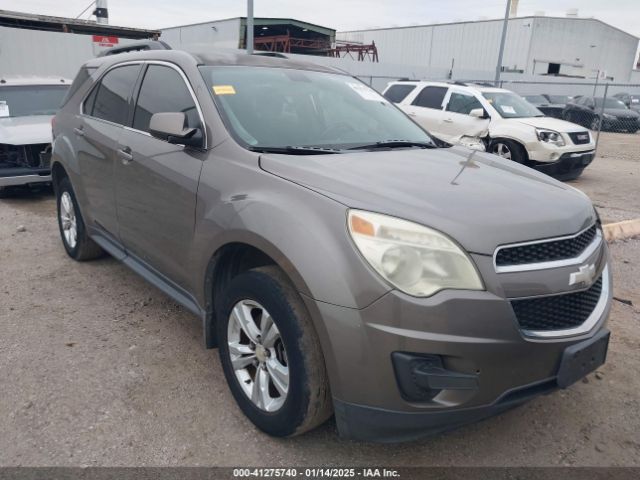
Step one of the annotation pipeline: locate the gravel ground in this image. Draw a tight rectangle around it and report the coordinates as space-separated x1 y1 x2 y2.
0 132 639 467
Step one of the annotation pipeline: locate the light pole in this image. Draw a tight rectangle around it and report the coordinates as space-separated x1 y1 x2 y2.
247 0 254 54
494 0 512 86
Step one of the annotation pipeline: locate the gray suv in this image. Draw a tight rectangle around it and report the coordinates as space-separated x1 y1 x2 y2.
51 50 612 442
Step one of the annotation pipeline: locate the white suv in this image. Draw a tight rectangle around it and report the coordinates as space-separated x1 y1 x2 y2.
383 80 596 180
0 76 71 196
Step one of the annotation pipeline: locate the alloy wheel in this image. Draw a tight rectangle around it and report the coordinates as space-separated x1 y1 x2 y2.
60 191 78 249
493 142 512 159
227 299 289 412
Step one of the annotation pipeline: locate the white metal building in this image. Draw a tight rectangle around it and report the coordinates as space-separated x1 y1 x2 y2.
0 9 159 78
338 16 640 83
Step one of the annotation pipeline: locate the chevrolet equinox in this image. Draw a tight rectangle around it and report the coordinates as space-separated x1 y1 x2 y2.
51 50 612 442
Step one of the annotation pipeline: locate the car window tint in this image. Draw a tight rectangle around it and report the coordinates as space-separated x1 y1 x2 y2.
446 92 484 115
63 66 97 107
133 65 200 133
383 84 416 103
412 86 448 109
83 85 98 115
92 65 140 125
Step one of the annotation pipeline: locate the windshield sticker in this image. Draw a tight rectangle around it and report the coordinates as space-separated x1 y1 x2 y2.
213 85 236 95
0 101 9 118
501 105 516 114
632 98 639 104
347 82 386 102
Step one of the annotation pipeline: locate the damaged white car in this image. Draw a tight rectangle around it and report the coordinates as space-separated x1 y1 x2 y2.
0 77 70 196
383 80 595 180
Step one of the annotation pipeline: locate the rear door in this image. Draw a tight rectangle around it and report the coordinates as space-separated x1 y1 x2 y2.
76 63 142 240
115 62 205 291
401 85 449 139
439 89 490 141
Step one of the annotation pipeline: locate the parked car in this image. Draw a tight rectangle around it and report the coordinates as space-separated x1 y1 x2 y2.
562 96 640 133
0 76 70 197
52 50 611 442
542 94 572 105
524 94 565 119
613 92 640 113
384 80 595 180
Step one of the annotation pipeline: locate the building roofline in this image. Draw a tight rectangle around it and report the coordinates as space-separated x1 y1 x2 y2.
338 15 639 41
0 9 160 39
162 16 335 34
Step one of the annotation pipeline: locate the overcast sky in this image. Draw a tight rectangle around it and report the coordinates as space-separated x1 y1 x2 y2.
0 0 638 38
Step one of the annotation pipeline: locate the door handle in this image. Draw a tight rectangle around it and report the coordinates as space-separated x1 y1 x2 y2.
408 112 417 117
117 147 134 163
73 127 85 137
443 118 454 123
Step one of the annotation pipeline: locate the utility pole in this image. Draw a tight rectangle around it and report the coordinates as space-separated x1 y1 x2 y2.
247 0 254 54
494 0 512 86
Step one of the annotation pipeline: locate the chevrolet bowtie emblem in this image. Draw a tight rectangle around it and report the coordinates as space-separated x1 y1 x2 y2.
569 264 596 286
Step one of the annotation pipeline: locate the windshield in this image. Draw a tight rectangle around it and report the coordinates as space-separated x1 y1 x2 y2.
199 66 434 151
524 95 547 104
595 98 627 109
0 85 69 118
482 91 543 118
547 95 570 104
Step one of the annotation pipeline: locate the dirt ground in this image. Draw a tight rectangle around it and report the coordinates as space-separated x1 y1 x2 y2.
0 132 639 467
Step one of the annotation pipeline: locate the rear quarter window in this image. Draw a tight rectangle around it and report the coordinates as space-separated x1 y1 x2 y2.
61 66 97 107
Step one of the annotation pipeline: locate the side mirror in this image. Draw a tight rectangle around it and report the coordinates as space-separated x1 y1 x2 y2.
469 108 488 119
149 112 202 147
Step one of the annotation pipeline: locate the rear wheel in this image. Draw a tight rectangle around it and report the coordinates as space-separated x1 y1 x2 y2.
56 177 104 261
217 266 332 437
489 139 527 164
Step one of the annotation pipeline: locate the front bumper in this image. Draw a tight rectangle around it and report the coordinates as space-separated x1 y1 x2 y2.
0 172 52 188
337 329 610 443
304 246 612 442
528 150 594 181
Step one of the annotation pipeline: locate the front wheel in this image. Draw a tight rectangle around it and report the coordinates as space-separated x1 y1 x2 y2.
217 266 332 437
489 139 527 163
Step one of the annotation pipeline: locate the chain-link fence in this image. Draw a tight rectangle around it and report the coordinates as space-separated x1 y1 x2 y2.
356 75 640 156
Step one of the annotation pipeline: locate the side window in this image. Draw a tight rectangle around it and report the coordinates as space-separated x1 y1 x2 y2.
82 85 98 115
92 65 141 125
445 92 484 115
133 65 200 133
383 84 416 103
412 86 448 109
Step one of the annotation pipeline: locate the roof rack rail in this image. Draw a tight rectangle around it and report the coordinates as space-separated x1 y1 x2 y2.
97 40 171 57
397 77 419 82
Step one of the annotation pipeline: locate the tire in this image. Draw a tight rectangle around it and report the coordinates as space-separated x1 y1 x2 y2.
56 177 104 261
489 139 527 163
0 187 14 199
217 265 332 437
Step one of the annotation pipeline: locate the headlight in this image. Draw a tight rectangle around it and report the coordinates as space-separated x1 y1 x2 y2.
602 113 616 120
536 128 565 146
347 210 484 297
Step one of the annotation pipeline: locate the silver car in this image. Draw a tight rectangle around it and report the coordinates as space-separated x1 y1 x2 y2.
51 49 612 442
0 76 70 196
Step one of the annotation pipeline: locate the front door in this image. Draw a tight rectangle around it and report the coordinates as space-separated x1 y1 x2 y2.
439 90 490 142
115 63 205 291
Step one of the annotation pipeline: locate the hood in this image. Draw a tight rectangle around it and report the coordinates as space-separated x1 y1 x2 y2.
0 115 53 145
260 146 595 255
513 116 586 132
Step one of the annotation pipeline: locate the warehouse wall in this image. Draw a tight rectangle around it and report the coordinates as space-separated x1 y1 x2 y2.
0 26 138 79
338 17 638 83
162 18 241 50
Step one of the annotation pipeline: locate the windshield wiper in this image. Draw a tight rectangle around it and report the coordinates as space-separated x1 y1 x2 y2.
347 140 436 150
248 145 343 155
